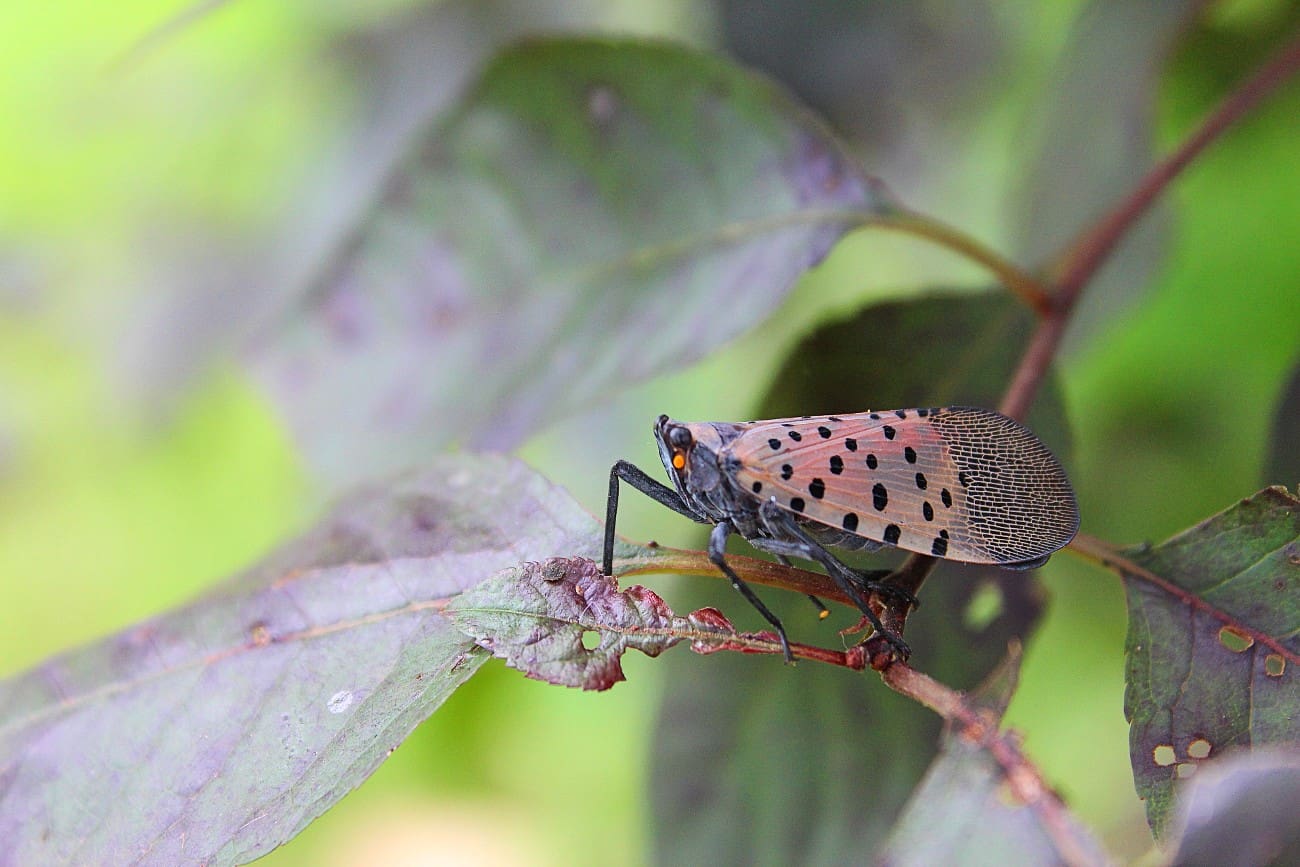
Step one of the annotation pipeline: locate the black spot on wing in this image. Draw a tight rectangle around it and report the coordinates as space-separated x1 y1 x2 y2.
872 483 888 511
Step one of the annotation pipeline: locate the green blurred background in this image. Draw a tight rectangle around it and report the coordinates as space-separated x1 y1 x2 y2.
2 1 1298 864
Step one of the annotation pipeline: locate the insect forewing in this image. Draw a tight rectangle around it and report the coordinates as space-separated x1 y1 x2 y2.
730 407 1078 565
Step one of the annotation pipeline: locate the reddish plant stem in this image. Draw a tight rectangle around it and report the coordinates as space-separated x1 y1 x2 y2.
882 664 1102 867
1001 28 1300 421
1068 533 1300 665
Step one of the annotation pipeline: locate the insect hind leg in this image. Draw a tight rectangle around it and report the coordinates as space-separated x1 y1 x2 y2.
768 552 830 619
756 501 911 660
749 537 902 604
710 521 795 663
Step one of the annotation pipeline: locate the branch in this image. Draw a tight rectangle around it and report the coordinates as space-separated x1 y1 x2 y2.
882 662 1103 867
1067 532 1299 665
1000 28 1300 421
871 210 1053 313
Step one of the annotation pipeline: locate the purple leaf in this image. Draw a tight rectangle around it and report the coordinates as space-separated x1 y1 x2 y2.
246 38 890 484
1120 486 1300 837
0 455 606 865
1168 747 1300 867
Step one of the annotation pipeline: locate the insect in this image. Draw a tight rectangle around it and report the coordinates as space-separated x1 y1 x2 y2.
603 407 1079 662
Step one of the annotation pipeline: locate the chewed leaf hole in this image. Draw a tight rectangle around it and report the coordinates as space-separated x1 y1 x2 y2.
962 582 1004 632
1265 654 1286 676
581 630 601 651
1153 744 1177 767
1187 738 1212 759
1176 762 1197 779
1218 625 1254 653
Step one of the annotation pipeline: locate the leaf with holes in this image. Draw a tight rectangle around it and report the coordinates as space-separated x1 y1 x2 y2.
246 37 894 484
446 557 684 691
447 557 871 690
0 456 618 866
1116 486 1300 838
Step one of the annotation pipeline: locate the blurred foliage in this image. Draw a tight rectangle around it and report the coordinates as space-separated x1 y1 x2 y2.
2 0 1299 865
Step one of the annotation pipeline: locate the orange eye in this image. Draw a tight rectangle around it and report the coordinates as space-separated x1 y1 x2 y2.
672 452 686 470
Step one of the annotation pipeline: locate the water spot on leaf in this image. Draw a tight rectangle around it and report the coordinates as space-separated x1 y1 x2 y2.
1153 745 1177 766
327 690 354 715
1187 738 1212 759
1265 654 1286 677
1218 626 1254 653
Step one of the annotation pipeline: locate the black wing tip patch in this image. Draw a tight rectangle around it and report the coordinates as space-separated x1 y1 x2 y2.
929 406 1080 562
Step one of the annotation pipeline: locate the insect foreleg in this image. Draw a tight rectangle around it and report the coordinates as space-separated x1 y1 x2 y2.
757 501 911 659
709 521 794 663
604 460 703 577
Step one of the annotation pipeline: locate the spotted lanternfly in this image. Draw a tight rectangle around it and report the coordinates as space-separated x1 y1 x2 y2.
603 407 1079 662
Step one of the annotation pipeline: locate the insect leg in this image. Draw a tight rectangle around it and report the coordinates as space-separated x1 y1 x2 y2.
757 501 911 659
604 461 704 576
710 521 794 663
770 553 831 619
